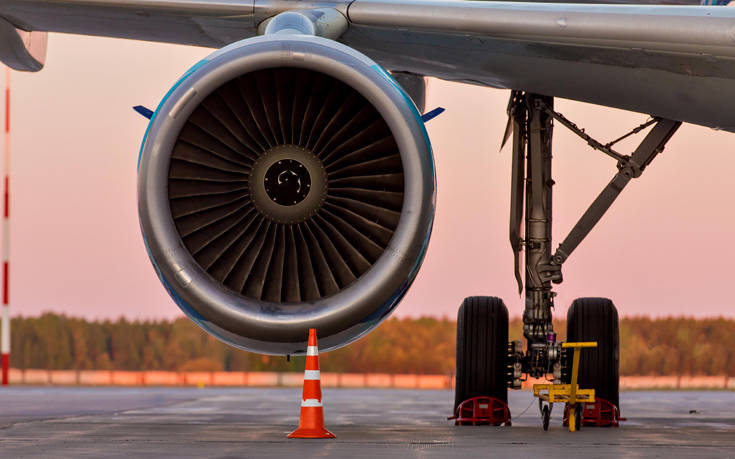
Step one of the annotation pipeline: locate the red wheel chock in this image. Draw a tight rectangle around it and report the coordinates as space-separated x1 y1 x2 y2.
563 397 624 427
449 396 512 426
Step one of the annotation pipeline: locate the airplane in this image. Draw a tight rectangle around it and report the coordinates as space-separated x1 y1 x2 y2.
1 0 733 428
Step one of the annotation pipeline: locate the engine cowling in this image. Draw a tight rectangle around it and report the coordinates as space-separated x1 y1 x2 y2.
138 35 435 355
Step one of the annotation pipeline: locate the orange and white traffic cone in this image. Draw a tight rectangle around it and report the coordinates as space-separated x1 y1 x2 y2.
287 328 336 439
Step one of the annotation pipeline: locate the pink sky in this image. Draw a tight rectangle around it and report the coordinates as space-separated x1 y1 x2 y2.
4 34 735 321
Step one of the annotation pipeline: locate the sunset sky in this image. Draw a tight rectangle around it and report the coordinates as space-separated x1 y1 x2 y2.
4 33 734 321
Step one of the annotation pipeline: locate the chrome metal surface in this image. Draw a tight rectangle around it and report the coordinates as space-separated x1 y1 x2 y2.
138 35 435 355
259 8 348 39
261 11 318 35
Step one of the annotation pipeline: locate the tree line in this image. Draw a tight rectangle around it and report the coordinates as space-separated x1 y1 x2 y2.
8 313 735 375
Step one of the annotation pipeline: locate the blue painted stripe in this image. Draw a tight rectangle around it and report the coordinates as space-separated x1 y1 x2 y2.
137 59 209 170
137 59 211 324
364 64 437 330
370 64 436 177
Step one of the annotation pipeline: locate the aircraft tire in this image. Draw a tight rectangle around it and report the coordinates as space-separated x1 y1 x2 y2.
566 297 620 409
454 296 508 414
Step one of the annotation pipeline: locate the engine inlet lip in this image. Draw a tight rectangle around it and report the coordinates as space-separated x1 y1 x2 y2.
138 35 435 354
249 145 327 224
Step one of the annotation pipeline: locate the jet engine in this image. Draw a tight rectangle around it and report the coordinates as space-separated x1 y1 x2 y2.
138 35 435 355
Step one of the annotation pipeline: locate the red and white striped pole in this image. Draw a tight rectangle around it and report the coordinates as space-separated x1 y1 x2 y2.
1 67 10 385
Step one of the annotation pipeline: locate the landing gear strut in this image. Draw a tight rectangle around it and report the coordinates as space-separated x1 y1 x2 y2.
507 92 680 381
509 93 561 381
454 90 681 428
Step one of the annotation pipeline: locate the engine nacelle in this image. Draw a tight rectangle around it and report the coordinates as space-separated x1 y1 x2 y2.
138 36 435 354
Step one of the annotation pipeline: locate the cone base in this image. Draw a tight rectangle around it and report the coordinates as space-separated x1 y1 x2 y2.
287 427 336 439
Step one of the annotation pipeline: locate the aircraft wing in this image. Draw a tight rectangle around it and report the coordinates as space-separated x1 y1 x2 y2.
0 0 259 48
341 1 735 131
1 0 734 130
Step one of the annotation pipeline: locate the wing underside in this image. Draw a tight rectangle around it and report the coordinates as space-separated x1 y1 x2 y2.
342 1 735 131
1 0 734 130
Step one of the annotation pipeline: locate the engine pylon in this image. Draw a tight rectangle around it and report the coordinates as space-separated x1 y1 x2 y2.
288 329 335 439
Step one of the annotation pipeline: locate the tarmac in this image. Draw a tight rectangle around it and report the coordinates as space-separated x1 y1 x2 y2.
0 387 734 458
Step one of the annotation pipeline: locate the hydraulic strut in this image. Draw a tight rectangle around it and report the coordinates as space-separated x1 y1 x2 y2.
508 93 559 379
506 92 681 382
523 95 557 378
550 117 682 267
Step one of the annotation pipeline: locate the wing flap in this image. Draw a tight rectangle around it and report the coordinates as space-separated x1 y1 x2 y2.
0 0 257 47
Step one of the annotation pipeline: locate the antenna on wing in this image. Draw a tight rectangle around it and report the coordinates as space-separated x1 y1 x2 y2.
421 107 445 123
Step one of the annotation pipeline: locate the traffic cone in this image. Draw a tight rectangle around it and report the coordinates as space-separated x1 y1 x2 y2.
287 328 336 439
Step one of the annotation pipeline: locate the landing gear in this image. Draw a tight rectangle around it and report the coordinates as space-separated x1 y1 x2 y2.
452 91 681 429
451 297 510 425
562 298 621 428
566 298 620 408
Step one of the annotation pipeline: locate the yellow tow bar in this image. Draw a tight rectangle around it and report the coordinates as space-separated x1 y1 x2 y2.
533 341 597 432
